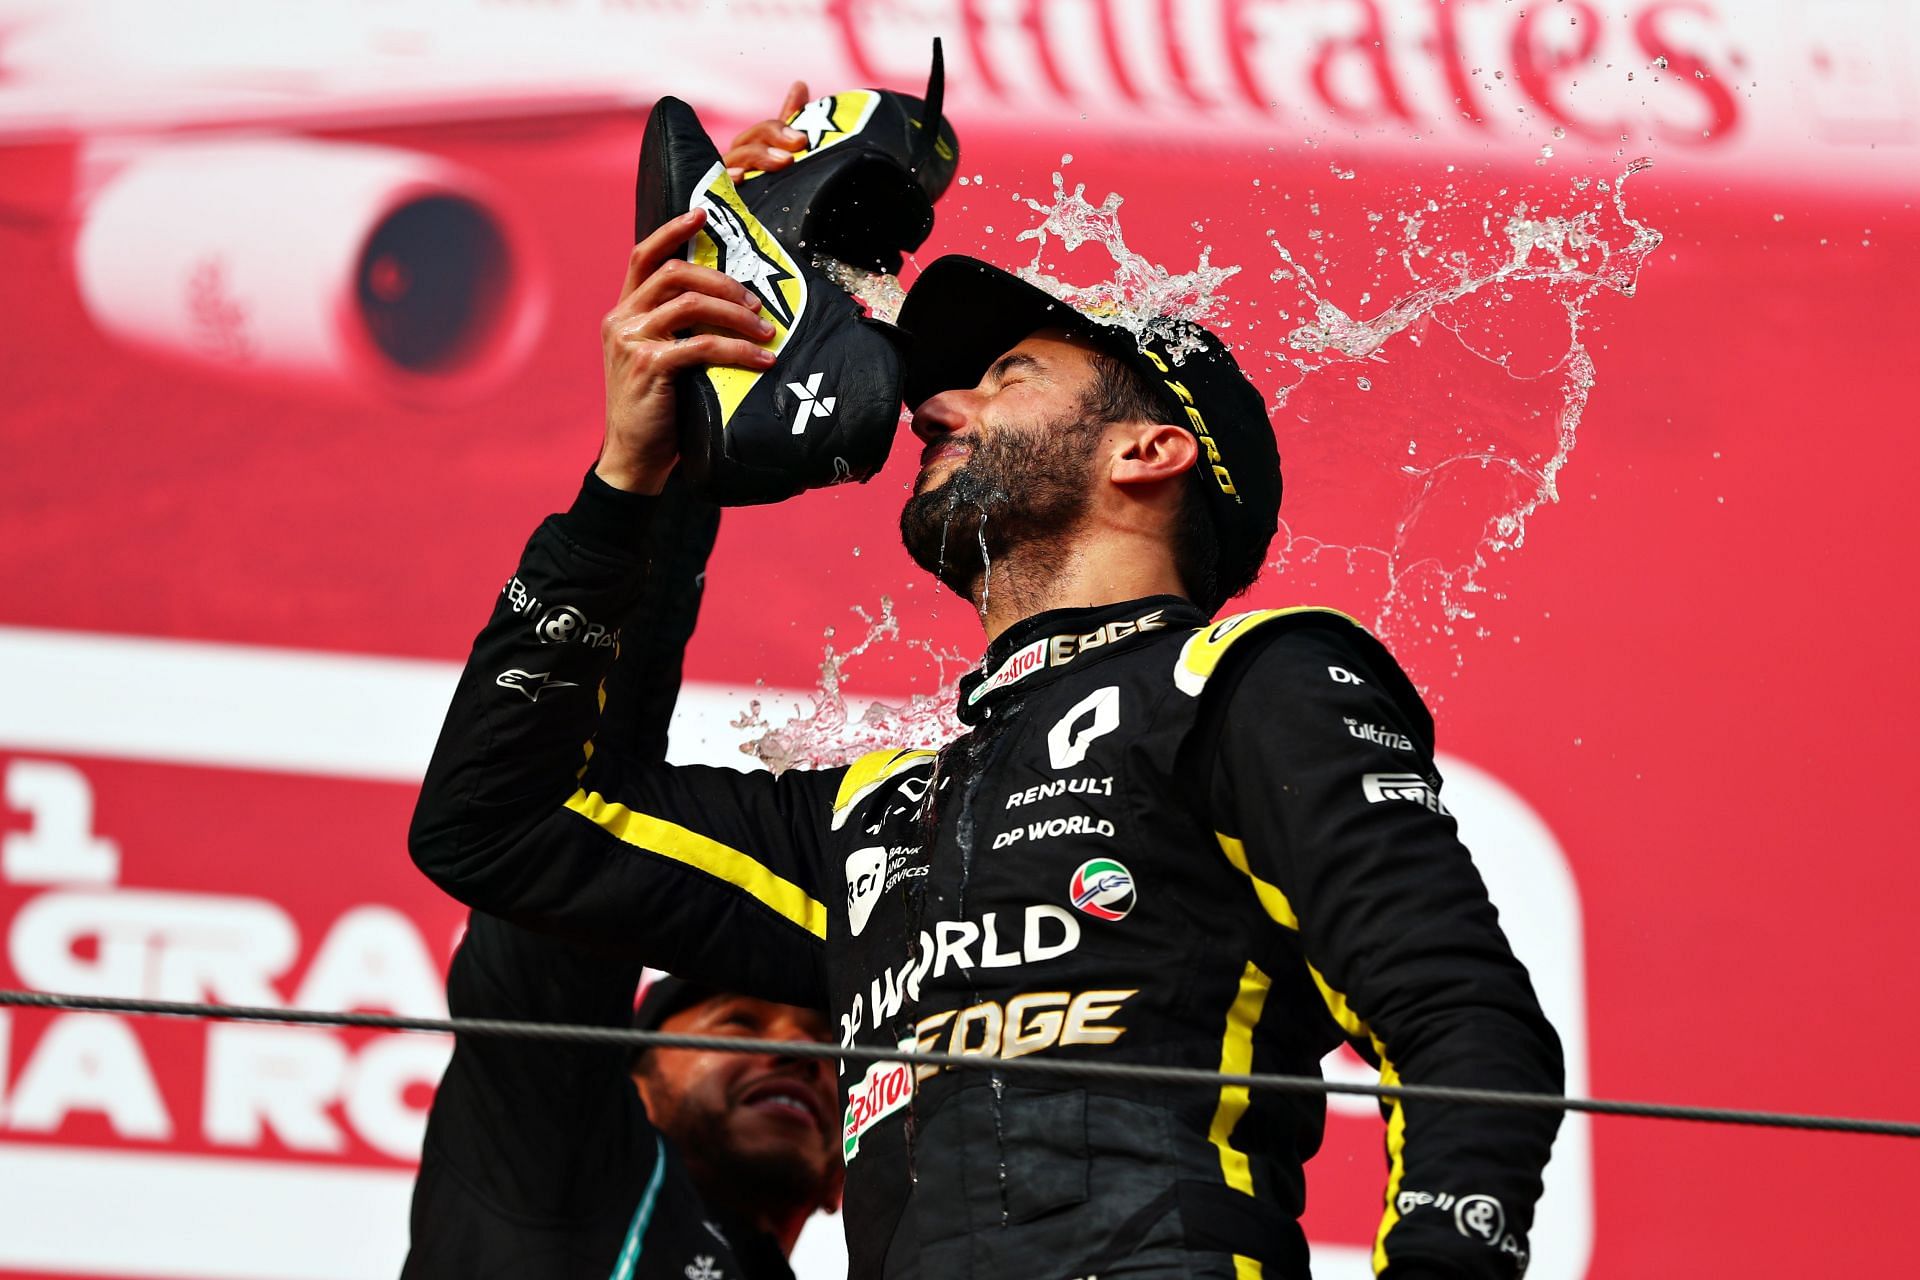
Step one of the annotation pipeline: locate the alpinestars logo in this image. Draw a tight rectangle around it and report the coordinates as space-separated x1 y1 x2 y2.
495 669 578 702
788 94 850 149
783 91 881 157
1362 772 1451 815
786 372 836 434
695 193 797 328
1069 857 1136 921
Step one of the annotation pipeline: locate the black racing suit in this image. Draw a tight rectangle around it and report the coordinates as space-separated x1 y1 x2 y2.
403 482 793 1280
403 914 793 1280
410 474 1565 1280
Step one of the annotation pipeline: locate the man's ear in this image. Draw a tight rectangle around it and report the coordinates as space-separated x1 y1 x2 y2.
630 1062 657 1122
1108 421 1199 489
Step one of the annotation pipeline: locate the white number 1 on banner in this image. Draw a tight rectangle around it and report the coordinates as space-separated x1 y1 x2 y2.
3 759 121 886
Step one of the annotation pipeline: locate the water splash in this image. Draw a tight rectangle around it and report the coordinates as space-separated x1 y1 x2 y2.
1013 172 1240 363
1268 160 1662 665
732 598 966 772
739 159 1661 747
815 254 906 324
1283 172 1649 363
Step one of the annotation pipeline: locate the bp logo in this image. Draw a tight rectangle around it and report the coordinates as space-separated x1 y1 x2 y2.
1069 857 1136 921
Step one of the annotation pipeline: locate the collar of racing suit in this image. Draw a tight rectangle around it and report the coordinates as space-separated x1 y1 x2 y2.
956 594 1207 725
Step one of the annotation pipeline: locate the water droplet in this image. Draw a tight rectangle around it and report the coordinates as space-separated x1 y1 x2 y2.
1356 376 1372 391
1652 54 1669 69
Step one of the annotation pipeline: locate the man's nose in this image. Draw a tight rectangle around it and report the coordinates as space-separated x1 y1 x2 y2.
765 1010 836 1074
908 389 974 445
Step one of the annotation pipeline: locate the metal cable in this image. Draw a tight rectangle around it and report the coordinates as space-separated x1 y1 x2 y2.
3 988 1915 1139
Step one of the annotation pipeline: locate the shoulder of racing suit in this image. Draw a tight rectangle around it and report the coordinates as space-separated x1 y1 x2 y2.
830 747 938 832
1172 605 1434 752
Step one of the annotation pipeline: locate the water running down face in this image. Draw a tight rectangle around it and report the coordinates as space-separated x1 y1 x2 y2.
898 329 1112 604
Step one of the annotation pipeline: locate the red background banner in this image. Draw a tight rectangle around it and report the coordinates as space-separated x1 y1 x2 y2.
3 2 1916 1276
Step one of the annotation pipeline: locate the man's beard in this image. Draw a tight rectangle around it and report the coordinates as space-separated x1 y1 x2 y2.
899 411 1105 601
651 1083 826 1214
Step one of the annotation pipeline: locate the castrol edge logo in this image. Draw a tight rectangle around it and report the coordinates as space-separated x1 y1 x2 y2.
969 607 1168 703
842 1040 915 1162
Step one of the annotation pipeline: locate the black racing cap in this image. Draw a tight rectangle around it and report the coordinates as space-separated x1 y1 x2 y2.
896 254 1282 614
631 974 721 1033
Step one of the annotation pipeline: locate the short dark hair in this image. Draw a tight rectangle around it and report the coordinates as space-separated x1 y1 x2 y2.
1083 349 1223 613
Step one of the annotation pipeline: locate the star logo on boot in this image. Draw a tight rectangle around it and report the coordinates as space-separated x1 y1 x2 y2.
696 194 797 329
786 94 848 151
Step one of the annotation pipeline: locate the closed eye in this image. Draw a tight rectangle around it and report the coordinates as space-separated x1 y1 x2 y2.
987 352 1044 390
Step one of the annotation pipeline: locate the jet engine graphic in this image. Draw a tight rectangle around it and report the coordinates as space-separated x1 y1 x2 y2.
72 138 544 402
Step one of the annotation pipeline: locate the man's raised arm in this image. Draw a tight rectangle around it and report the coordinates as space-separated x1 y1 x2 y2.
408 211 835 1009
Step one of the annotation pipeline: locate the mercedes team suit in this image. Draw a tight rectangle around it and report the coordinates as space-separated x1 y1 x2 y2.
402 485 795 1280
410 474 1565 1280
